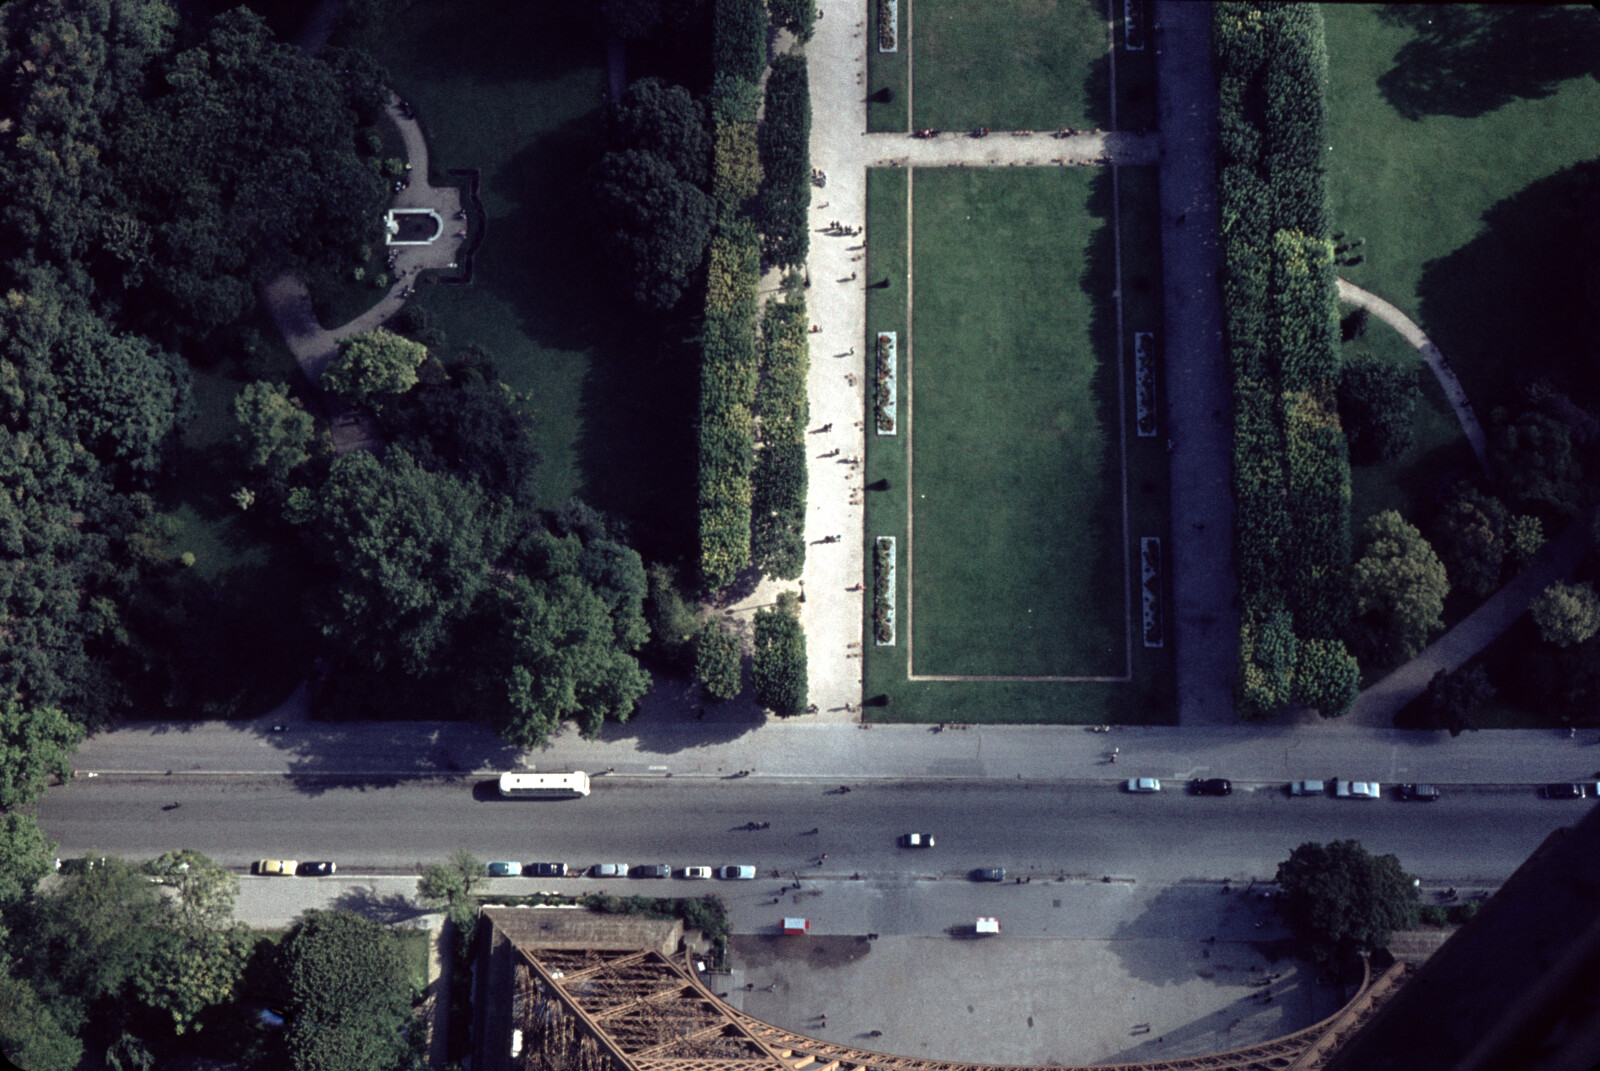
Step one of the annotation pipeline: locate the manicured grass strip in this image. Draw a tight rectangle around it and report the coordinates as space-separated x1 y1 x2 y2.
907 167 1125 678
910 0 1110 132
866 0 909 132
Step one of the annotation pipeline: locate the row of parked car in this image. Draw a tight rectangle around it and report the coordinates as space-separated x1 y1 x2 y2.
486 862 758 880
1137 778 1600 800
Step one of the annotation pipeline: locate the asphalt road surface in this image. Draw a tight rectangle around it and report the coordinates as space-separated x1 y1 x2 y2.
40 775 1582 886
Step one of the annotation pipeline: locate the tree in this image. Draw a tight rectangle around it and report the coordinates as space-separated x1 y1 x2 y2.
590 148 715 311
57 319 192 480
1491 408 1592 517
142 849 238 931
0 813 56 911
606 77 711 188
303 449 512 677
1338 357 1418 465
695 620 742 702
1415 664 1493 736
417 848 483 910
644 563 700 669
1429 483 1513 600
0 970 83 1071
279 910 415 1071
0 700 84 811
1350 510 1449 662
134 921 253 1034
380 369 541 509
752 591 807 716
1531 581 1600 647
234 381 317 482
1274 840 1419 963
322 328 429 411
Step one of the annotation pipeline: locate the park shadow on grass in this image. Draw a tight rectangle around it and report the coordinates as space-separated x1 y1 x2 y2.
1415 160 1600 410
476 116 700 563
1376 5 1600 122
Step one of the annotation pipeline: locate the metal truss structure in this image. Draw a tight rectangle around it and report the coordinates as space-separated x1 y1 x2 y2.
507 945 1412 1071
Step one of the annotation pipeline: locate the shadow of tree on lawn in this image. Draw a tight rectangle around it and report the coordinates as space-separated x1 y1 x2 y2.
1377 6 1600 122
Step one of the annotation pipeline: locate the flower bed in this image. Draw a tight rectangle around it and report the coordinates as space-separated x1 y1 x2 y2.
874 536 896 646
875 331 897 435
1134 331 1156 438
1140 537 1163 648
1122 0 1147 51
877 0 897 52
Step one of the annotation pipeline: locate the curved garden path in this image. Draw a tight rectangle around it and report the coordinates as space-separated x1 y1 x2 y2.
1335 277 1490 474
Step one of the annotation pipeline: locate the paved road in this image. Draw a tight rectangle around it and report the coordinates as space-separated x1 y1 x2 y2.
40 776 1578 888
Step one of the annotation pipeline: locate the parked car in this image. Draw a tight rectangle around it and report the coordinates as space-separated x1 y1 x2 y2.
486 861 522 877
717 865 756 880
1334 780 1381 800
1396 784 1440 801
591 863 629 878
255 859 298 876
1288 780 1326 797
971 867 1007 882
1125 777 1161 793
1542 783 1588 800
297 861 336 876
528 862 568 877
898 833 935 848
681 866 713 880
632 864 671 879
1189 778 1232 796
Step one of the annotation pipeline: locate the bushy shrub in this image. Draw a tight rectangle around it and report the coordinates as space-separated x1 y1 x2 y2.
695 620 743 701
770 0 816 40
711 119 760 211
750 296 809 579
712 0 766 83
752 591 807 715
758 53 811 268
1339 357 1419 465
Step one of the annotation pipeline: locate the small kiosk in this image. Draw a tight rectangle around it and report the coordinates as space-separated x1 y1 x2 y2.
783 918 811 935
975 917 1001 935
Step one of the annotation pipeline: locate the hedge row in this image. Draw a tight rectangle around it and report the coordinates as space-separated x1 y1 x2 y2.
759 52 811 269
770 0 816 42
753 592 808 715
752 294 810 579
698 0 769 590
1214 2 1355 717
698 221 762 589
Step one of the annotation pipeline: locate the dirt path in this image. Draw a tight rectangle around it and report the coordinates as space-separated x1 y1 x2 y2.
1336 277 1490 474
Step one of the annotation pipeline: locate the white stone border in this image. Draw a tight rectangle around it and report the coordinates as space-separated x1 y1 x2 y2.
874 536 897 646
875 331 897 436
1140 537 1163 648
384 208 443 247
878 0 898 52
1134 331 1156 438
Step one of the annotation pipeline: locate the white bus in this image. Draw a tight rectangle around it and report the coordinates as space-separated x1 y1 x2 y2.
497 771 591 799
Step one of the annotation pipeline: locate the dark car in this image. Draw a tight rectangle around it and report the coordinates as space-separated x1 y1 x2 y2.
1189 778 1232 796
971 867 1006 882
632 864 671 879
1396 784 1440 801
528 862 568 878
1542 783 1587 800
296 861 337 876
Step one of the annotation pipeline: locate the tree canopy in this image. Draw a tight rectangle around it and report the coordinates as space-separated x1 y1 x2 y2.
752 591 807 715
278 910 416 1071
695 620 742 701
235 380 319 483
1338 356 1418 465
0 699 84 811
323 328 430 411
1274 839 1419 963
1349 510 1449 664
1531 581 1600 648
590 148 714 311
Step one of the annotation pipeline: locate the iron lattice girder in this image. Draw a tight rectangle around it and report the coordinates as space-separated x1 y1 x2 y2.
514 942 1409 1071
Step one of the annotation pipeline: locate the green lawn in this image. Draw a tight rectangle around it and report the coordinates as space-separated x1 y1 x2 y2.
866 0 910 132
862 165 1172 721
1324 4 1600 416
909 0 1111 132
368 1 699 554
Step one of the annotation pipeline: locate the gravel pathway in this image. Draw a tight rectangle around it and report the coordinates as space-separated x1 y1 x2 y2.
1335 277 1490 474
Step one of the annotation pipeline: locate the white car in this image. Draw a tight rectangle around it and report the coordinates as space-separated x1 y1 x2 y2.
681 866 712 880
717 865 756 880
1334 780 1381 800
1125 777 1161 793
898 833 935 848
591 863 630 878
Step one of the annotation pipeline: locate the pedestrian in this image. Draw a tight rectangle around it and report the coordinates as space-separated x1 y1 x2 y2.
1175 213 1186 226
849 271 857 280
848 346 856 355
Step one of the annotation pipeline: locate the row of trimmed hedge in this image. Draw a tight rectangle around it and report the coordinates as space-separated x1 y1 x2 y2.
1214 2 1356 718
753 591 808 716
752 292 810 578
759 52 811 269
698 0 769 590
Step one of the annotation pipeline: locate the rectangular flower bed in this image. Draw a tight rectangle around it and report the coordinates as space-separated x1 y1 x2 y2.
1123 0 1147 51
878 0 897 52
874 536 896 646
875 331 897 436
1135 331 1156 438
1140 537 1163 648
